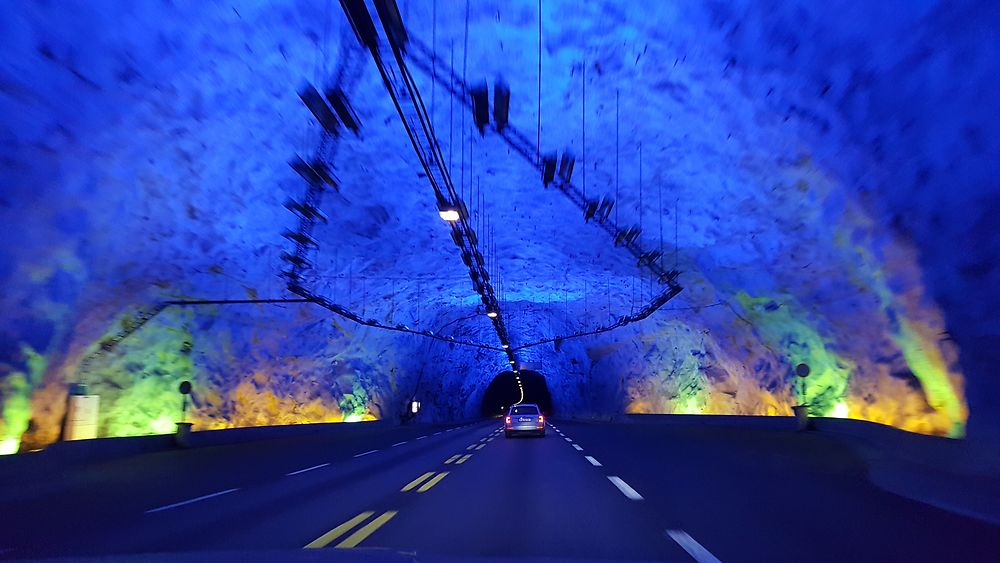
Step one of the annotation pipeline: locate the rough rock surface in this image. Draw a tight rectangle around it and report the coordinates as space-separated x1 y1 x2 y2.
1 0 995 452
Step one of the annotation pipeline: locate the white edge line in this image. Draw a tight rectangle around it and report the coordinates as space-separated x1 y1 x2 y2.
433 431 442 435
564 437 573 442
353 449 378 458
585 455 602 466
391 441 408 447
608 476 643 500
572 444 583 451
666 530 722 563
417 435 427 440
285 463 329 476
146 488 239 513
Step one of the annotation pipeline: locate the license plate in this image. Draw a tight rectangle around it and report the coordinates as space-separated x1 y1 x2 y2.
519 417 532 422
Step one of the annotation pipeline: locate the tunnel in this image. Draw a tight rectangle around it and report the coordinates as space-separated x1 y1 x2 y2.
0 0 998 559
479 369 554 417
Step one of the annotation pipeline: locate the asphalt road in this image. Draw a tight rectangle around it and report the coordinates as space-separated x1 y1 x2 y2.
0 419 996 562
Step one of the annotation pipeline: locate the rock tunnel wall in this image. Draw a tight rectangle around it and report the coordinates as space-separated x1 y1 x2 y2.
1 1 996 452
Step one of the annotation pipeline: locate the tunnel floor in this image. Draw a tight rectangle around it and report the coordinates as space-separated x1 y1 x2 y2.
0 420 995 561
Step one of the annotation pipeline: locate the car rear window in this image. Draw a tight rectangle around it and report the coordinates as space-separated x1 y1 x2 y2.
511 405 538 415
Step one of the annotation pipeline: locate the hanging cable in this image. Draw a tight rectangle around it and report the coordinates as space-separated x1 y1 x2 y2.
461 1 469 203
615 89 620 229
405 39 681 291
675 197 679 269
659 152 664 261
431 0 436 130
537 0 543 165
450 42 455 198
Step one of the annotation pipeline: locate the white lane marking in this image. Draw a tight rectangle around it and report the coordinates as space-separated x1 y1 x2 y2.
564 437 573 442
667 530 722 563
417 435 427 440
585 455 602 466
146 488 239 513
433 431 442 435
392 441 408 447
572 444 583 451
608 476 643 501
353 449 378 458
286 463 329 476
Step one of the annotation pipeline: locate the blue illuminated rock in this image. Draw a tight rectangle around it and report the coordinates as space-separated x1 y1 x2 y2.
0 0 995 450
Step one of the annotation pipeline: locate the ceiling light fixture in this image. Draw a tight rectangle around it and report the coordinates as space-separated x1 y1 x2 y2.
438 207 460 222
487 310 498 319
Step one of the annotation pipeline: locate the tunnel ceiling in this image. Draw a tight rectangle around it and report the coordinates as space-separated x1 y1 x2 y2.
1 0 997 452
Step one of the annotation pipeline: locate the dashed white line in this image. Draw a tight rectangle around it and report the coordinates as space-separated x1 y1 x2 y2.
585 456 602 467
572 444 583 451
564 437 573 442
608 476 643 501
286 463 329 476
433 431 442 435
391 441 408 447
146 488 240 513
666 530 722 563
353 449 378 458
416 435 427 440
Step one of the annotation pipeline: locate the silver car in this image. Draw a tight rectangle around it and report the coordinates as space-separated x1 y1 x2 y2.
504 404 545 437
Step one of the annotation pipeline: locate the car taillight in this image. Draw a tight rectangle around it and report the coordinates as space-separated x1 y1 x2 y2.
538 415 544 425
505 416 511 425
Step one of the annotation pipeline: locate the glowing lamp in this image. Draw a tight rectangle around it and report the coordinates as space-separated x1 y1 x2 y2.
439 208 460 222
486 310 498 318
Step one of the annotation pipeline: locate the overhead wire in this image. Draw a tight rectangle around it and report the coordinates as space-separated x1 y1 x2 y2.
537 0 543 165
615 89 620 229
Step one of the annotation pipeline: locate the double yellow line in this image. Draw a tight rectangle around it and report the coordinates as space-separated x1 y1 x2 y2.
306 430 494 549
400 470 450 493
304 510 398 549
445 453 472 465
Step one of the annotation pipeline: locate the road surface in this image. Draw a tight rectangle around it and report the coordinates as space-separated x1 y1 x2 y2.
0 419 995 561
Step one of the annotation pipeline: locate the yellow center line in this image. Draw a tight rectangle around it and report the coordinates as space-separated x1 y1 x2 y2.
456 454 472 464
416 471 449 492
400 471 436 492
475 443 485 450
304 511 374 548
335 510 398 548
444 454 461 464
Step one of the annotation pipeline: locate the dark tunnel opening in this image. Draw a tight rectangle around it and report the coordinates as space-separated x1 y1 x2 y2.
480 370 553 417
